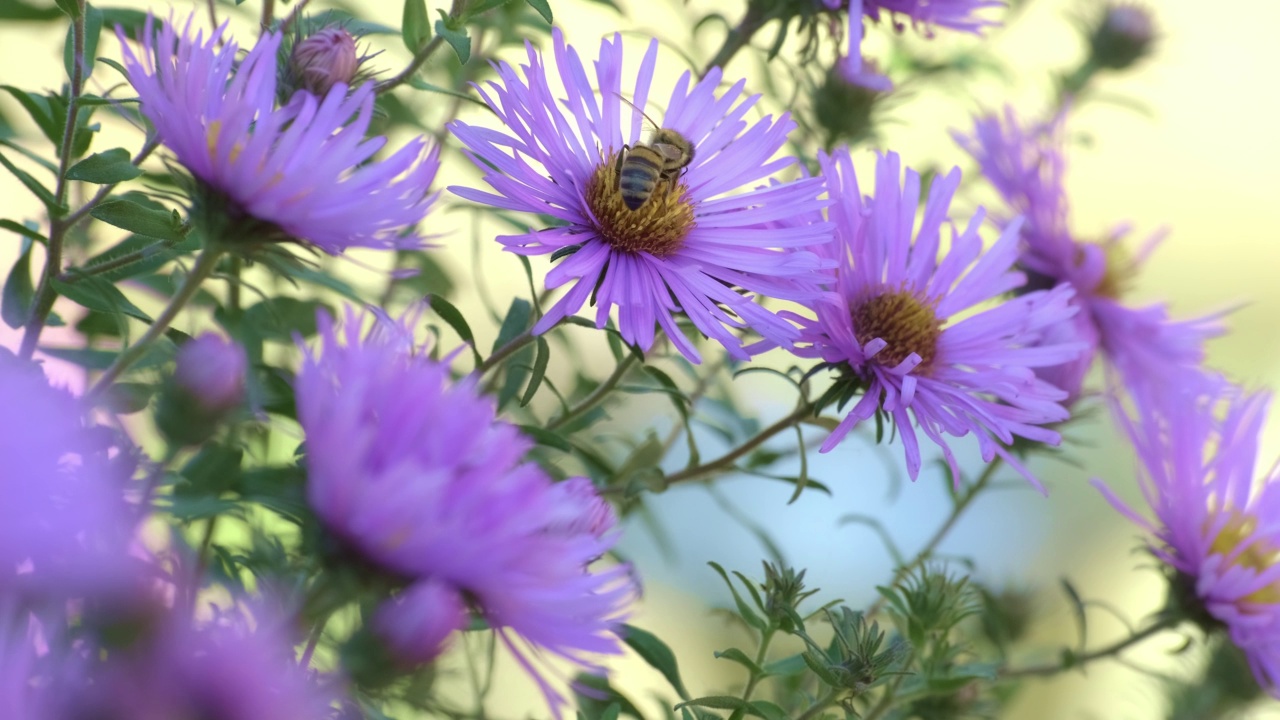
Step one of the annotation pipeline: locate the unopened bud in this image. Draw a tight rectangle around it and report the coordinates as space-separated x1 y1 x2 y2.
1088 4 1155 71
374 579 467 665
813 59 889 149
157 333 246 446
290 27 359 97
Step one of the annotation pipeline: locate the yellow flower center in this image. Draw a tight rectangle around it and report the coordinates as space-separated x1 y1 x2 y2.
583 150 695 257
1208 511 1280 604
851 290 943 372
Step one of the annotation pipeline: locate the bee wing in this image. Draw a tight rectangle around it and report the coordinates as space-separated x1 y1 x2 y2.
652 142 684 162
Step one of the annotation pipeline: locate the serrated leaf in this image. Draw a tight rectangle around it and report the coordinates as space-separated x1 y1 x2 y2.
428 295 481 366
90 198 184 240
623 624 690 700
2 237 34 329
520 336 550 406
0 150 66 216
434 16 470 64
523 0 553 23
401 0 429 51
67 147 140 183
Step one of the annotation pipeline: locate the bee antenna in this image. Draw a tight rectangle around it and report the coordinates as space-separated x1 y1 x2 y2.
613 92 660 130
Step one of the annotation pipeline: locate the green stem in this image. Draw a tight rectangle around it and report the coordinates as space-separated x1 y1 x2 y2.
738 628 775 706
19 1 87 360
85 249 222 403
701 7 768 79
476 327 539 375
862 664 910 720
375 0 467 95
795 689 840 720
662 401 816 487
547 354 638 431
1001 617 1181 679
866 458 1002 617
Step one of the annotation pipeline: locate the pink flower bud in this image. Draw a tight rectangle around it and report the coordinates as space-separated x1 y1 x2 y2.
374 579 467 664
290 27 359 97
174 333 247 413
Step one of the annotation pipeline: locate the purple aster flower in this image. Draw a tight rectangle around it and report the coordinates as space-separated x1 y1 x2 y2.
296 306 635 715
1094 386 1280 697
118 15 439 254
0 357 140 602
79 600 333 719
783 148 1087 490
953 107 1221 401
448 30 833 363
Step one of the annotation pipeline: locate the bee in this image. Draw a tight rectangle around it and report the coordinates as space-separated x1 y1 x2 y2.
613 97 695 211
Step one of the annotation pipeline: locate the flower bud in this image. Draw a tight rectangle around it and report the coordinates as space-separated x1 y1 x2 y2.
290 27 359 97
157 333 247 446
374 579 467 665
812 59 889 149
1088 4 1155 71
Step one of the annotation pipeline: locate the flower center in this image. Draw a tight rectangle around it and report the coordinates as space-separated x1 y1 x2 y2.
1091 240 1135 299
583 150 695 257
851 290 943 371
1208 511 1280 604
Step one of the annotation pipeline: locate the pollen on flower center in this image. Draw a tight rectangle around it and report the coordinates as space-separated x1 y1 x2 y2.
1209 512 1280 604
851 290 943 371
583 150 695 257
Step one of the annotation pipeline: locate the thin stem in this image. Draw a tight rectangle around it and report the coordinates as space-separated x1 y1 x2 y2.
1001 617 1181 679
299 616 327 669
660 352 729 454
85 249 223 402
866 458 1003 617
260 0 275 29
206 0 217 29
19 1 87 360
701 8 768 79
279 0 312 34
738 629 775 705
663 401 816 487
375 0 466 95
795 689 840 720
547 354 639 431
475 328 538 375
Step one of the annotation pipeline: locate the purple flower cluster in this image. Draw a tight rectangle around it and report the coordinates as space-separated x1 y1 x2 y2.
783 149 1084 489
1096 387 1280 696
296 306 635 715
954 107 1221 402
119 15 440 254
450 30 833 363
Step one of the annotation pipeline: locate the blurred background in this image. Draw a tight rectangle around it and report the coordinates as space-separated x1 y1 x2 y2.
2 0 1278 717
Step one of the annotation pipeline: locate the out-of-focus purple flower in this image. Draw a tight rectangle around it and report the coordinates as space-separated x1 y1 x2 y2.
0 358 139 602
296 306 635 716
374 579 467 664
80 600 332 720
953 108 1221 402
118 15 439 254
1094 387 1280 697
290 26 359 97
783 149 1087 490
448 30 833 363
0 612 60 719
174 333 247 414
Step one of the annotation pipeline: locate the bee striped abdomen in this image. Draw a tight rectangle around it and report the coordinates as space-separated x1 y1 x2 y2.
618 147 664 210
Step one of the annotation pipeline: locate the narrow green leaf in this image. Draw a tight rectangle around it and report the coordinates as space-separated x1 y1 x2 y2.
90 198 184 240
405 76 491 110
2 238 34 328
623 624 690 700
243 298 331 341
67 147 140 183
0 0 63 20
523 0 553 23
428 295 481 366
434 16 470 64
713 647 764 676
706 562 766 630
401 0 429 51
52 275 151 324
518 424 572 452
490 297 532 353
520 336 550 406
0 151 66 216
0 219 47 244
0 86 58 144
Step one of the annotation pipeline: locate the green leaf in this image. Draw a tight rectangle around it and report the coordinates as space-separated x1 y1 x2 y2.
491 297 532 353
405 77 491 110
706 562 767 630
97 7 149 39
0 0 63 20
523 0 553 23
401 0 429 51
67 147 140 183
52 275 151 324
520 336 550 406
497 344 532 409
0 219 47 244
54 0 79 17
90 198 185 240
243 298 331 341
518 424 571 452
0 86 58 144
102 381 153 414
623 625 690 700
434 16 470 64
63 4 103 80
428 295 481 366
180 444 244 496
76 233 197 283
2 237 34 328
0 150 66 216
713 647 764 676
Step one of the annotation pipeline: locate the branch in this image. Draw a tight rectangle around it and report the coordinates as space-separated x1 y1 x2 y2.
662 401 817 487
1000 617 1182 679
